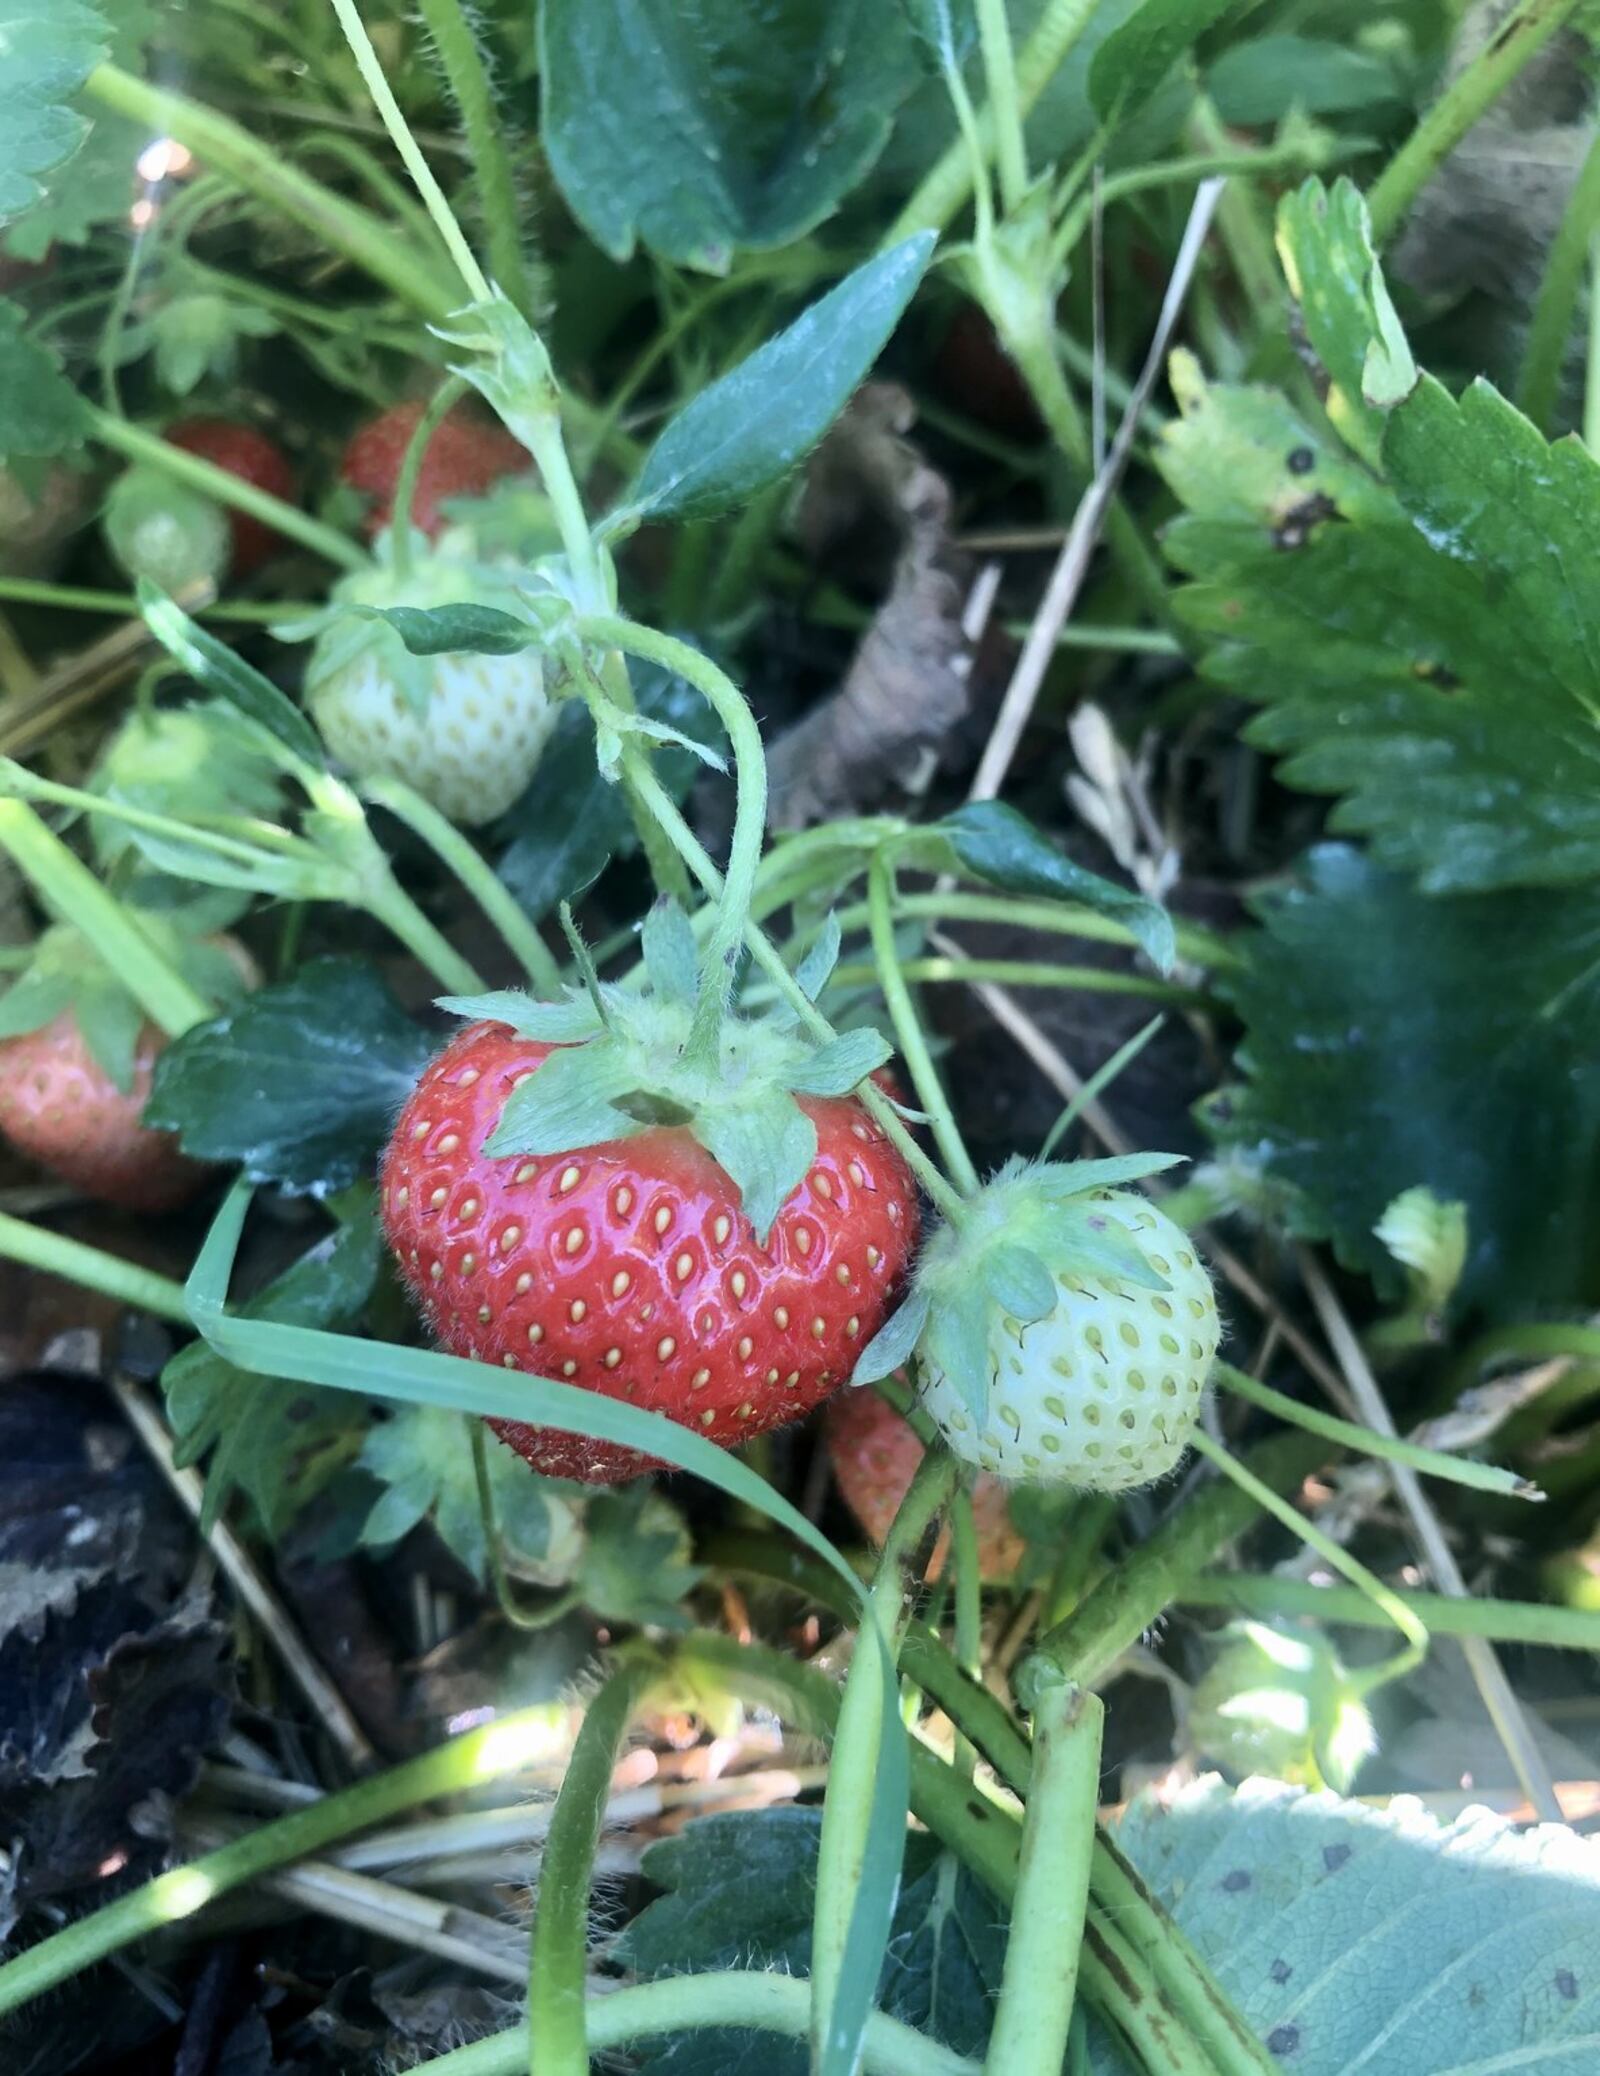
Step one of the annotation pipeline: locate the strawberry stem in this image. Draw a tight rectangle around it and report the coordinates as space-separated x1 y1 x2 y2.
0 1213 190 1324
526 1658 655 2076
360 774 562 994
578 619 767 1071
326 0 493 306
388 372 471 582
591 650 693 903
867 850 982 1195
467 1423 583 1630
0 802 213 1037
981 1675 1101 2076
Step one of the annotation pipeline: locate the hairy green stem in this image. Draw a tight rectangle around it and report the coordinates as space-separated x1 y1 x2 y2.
390 373 472 579
620 755 972 1228
528 1661 653 2075
1189 1429 1428 1693
326 0 491 303
867 851 981 1194
413 0 538 317
0 1214 190 1324
89 409 365 572
83 65 460 320
1040 1430 1328 1686
950 1488 982 1780
579 618 767 1066
415 1973 979 2076
1215 1362 1533 1500
974 0 1028 213
361 774 560 993
1588 234 1600 453
0 1707 566 2015
365 880 484 994
1517 122 1600 430
888 0 1099 242
850 890 1234 971
1366 0 1587 243
0 578 310 623
812 1448 957 2068
827 955 1201 1005
0 802 211 1036
983 1679 1101 2076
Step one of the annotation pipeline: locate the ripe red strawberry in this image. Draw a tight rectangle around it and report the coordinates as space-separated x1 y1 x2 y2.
381 1020 920 1484
340 400 530 540
825 1387 1024 1581
165 417 296 577
0 1012 204 1210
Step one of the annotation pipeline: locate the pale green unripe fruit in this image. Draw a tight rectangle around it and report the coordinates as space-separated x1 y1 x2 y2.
104 466 229 594
913 1182 1218 1491
1190 1621 1375 1792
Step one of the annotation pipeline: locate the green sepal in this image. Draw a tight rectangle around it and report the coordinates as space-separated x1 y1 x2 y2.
1043 1203 1171 1292
437 988 606 1042
979 1242 1056 1325
921 1288 995 1427
0 966 73 1042
640 897 699 1007
72 971 144 1094
850 1287 931 1387
692 1088 817 1245
787 1027 891 1098
482 1040 644 1156
791 914 842 1007
1030 1152 1185 1197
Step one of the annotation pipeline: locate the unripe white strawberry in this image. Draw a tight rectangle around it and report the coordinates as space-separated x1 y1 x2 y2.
301 533 554 827
853 1156 1219 1492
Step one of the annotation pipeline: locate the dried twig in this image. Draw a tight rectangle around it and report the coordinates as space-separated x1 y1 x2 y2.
1299 1252 1564 1822
109 1373 374 1769
967 180 1224 804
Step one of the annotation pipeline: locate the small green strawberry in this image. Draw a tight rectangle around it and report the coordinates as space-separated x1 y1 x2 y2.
104 464 230 596
1190 1620 1375 1792
297 533 554 827
855 1155 1219 1490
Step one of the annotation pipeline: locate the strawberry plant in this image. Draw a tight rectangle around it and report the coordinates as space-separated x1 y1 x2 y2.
2 4 1600 2076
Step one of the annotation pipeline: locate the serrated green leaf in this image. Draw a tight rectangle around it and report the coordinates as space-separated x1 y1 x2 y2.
911 800 1175 971
692 1089 817 1243
0 299 89 461
482 1041 643 1157
358 1405 569 1587
580 1487 703 1628
0 2 111 221
1218 846 1600 1312
1088 0 1229 120
640 898 700 1007
623 237 937 523
541 0 921 270
787 1027 891 1098
979 1242 1056 1324
355 601 541 658
850 1290 931 1388
1276 177 1415 465
146 960 434 1194
139 587 324 768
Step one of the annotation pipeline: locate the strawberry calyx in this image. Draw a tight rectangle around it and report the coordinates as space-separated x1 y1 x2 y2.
850 1151 1185 1421
438 900 893 1240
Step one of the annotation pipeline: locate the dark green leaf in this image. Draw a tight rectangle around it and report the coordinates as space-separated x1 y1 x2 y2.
1208 37 1406 128
1218 846 1600 1312
540 0 920 269
617 1812 1005 2071
1088 0 1230 120
693 1090 817 1243
640 898 700 1007
850 1289 930 1387
162 1201 380 1535
914 801 1175 971
1161 359 1600 894
355 601 542 658
145 960 435 1194
624 237 937 523
0 299 89 460
496 661 722 920
787 1027 892 1098
139 587 324 768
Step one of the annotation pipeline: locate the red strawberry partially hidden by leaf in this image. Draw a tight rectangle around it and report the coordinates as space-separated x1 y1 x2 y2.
165 417 296 577
0 1013 205 1211
340 400 530 540
381 1018 920 1484
824 1386 1024 1581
